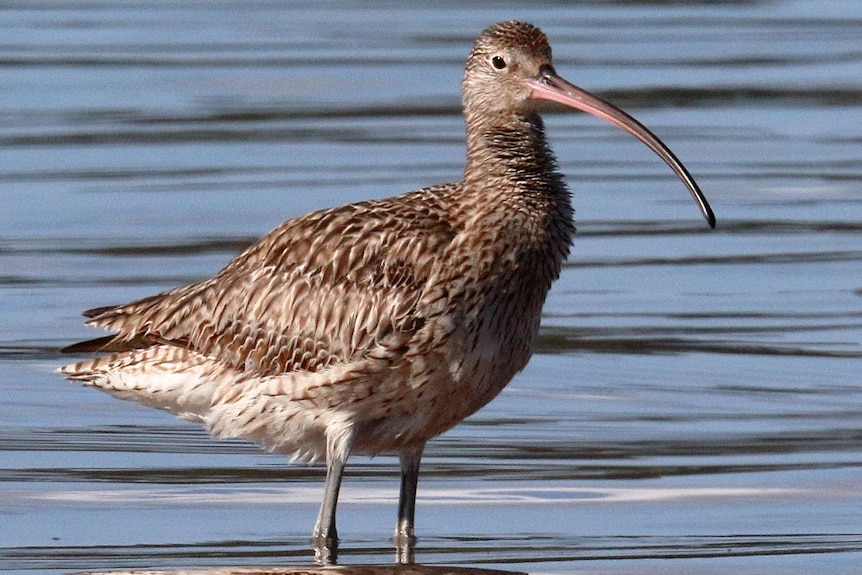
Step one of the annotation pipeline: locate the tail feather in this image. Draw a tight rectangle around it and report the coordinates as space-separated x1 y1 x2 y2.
82 304 120 319
59 334 165 354
57 345 219 423
59 335 117 354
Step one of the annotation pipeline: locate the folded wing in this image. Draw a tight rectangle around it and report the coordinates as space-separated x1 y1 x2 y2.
67 185 460 379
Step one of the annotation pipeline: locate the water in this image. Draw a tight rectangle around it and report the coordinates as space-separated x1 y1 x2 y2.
2 1 861 574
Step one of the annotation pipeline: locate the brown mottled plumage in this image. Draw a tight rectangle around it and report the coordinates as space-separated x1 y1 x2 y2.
59 21 714 561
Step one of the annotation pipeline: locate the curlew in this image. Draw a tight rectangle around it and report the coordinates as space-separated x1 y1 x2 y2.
59 21 715 562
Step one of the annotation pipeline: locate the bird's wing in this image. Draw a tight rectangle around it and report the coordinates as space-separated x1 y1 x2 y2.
76 185 459 377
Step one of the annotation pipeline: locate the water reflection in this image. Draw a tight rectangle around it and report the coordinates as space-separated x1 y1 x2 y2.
77 566 524 575
17 532 862 572
3 0 862 573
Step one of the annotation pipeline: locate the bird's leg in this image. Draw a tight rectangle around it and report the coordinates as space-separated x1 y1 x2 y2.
394 445 424 564
313 425 354 565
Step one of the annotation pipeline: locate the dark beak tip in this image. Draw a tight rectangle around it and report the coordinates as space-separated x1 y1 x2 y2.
700 199 717 229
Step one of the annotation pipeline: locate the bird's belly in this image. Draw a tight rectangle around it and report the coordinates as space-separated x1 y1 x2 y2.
350 320 536 455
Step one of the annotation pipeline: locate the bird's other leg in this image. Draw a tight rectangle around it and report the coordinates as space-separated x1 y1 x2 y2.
394 444 424 564
313 423 354 565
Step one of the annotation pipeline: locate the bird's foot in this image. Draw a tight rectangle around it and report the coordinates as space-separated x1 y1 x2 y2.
393 523 416 565
312 527 339 565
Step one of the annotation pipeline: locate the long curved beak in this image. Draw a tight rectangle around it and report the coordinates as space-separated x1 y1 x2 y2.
525 66 716 228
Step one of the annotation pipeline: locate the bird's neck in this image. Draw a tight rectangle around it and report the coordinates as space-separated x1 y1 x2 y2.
464 114 562 187
461 112 570 214
456 110 574 277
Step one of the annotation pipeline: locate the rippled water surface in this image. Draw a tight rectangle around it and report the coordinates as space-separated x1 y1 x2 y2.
2 1 861 574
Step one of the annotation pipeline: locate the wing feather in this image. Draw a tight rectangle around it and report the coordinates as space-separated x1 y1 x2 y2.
75 184 459 377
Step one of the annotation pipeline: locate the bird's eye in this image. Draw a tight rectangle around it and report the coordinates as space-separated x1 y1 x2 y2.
491 55 507 70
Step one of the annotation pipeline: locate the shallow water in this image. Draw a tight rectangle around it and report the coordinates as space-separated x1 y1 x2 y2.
2 1 861 574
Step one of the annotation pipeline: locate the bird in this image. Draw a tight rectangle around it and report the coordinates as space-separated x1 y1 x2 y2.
59 20 715 562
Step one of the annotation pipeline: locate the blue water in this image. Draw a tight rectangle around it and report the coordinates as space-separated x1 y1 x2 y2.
1 1 861 574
